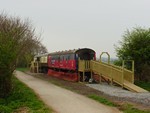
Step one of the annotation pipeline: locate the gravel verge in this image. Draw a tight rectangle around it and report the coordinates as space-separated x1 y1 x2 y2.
86 83 150 106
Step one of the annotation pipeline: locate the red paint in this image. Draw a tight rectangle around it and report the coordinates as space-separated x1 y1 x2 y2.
59 59 76 70
48 69 78 82
48 55 76 71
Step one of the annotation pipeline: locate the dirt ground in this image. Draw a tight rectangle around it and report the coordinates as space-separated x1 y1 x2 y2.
26 71 150 111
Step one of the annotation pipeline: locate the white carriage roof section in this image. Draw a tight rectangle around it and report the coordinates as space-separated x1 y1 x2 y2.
34 53 49 58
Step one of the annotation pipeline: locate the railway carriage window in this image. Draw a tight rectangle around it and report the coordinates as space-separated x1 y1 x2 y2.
54 55 57 60
57 55 58 60
64 55 67 61
60 56 63 61
55 55 58 60
59 56 61 61
70 54 74 60
68 56 70 60
72 54 75 59
65 55 68 63
57 55 60 61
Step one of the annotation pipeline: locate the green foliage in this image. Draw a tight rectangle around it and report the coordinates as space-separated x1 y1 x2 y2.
88 94 115 106
0 76 52 113
0 105 11 113
0 13 47 98
113 59 122 66
135 81 150 91
115 27 150 81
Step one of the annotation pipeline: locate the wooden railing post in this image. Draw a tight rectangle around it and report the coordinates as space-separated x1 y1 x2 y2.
132 60 134 83
110 65 113 85
122 60 125 87
83 71 85 82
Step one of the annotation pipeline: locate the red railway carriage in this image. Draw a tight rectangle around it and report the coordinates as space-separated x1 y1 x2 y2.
48 48 96 71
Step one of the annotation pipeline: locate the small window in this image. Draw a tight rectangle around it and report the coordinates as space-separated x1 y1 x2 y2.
71 54 75 59
68 56 70 60
60 56 63 61
64 55 67 60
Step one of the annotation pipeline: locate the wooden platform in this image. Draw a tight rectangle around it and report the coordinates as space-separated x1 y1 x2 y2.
78 60 149 93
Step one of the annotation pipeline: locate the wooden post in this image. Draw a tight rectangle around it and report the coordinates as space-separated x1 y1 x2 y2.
37 62 39 73
110 65 113 85
90 70 92 79
110 79 113 85
83 71 85 82
99 73 102 84
122 61 125 88
132 60 134 83
78 72 80 82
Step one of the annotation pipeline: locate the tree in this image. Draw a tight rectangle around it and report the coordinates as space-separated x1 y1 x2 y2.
0 13 46 98
115 27 150 82
16 40 48 68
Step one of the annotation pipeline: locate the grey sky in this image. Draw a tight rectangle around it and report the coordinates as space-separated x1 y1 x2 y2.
1 0 150 58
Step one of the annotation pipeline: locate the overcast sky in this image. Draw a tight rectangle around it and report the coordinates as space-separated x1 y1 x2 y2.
1 0 150 58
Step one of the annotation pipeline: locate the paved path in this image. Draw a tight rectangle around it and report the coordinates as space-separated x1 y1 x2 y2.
15 71 121 113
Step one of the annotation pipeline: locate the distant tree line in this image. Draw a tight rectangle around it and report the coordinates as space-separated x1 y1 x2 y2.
115 27 150 82
0 13 47 98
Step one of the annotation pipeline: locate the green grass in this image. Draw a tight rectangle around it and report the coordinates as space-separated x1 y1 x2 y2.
0 77 52 113
121 104 150 113
135 81 150 91
16 67 29 72
88 94 150 113
88 94 115 107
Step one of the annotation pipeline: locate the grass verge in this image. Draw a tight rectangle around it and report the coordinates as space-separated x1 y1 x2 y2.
88 95 150 113
0 76 52 113
120 104 150 113
88 94 115 106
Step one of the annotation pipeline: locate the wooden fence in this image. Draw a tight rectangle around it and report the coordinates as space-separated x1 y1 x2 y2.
78 60 134 85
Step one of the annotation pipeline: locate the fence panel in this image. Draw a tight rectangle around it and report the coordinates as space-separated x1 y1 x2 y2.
124 69 134 83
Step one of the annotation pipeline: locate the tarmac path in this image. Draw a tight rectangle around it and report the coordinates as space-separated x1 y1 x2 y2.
15 71 121 113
